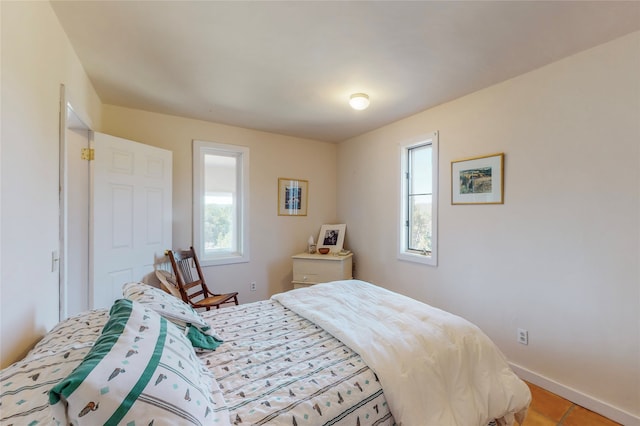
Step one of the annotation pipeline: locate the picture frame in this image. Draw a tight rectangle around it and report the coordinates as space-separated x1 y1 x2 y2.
278 178 308 216
451 153 504 204
317 224 346 253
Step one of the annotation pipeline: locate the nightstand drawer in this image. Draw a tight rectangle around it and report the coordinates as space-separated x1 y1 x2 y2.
292 270 321 283
291 253 353 286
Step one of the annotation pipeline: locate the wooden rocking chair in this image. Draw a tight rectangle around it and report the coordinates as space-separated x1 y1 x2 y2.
166 246 239 310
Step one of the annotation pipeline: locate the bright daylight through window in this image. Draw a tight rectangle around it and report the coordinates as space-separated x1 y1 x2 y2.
193 140 249 266
399 132 438 266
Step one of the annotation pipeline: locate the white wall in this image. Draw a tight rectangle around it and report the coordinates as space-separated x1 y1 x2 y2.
0 2 102 367
1 3 637 421
101 106 338 303
338 32 640 423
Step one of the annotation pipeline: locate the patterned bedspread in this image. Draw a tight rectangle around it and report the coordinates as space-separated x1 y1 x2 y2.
1 295 505 426
199 300 395 425
0 301 394 426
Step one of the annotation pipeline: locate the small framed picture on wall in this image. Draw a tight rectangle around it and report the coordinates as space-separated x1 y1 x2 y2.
451 153 504 204
278 178 308 216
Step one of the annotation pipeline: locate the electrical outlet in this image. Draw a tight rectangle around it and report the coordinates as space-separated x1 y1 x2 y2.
250 281 257 292
517 328 528 345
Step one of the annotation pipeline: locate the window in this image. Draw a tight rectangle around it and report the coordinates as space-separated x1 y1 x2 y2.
193 140 249 266
399 132 438 265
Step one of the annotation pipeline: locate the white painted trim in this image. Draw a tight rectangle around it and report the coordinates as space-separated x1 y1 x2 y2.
397 131 439 266
509 362 640 426
59 85 67 321
192 140 250 266
59 85 93 321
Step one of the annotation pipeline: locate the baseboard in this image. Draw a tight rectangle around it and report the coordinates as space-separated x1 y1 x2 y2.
509 362 639 426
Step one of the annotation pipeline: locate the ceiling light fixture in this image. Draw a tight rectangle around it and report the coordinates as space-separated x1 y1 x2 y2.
349 93 370 110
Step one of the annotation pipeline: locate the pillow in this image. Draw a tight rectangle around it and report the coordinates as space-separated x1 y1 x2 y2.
122 281 222 350
1 342 95 426
155 269 182 299
49 299 229 425
28 308 109 358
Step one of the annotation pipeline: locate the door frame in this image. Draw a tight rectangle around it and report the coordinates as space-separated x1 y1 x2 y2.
59 85 92 320
59 85 172 317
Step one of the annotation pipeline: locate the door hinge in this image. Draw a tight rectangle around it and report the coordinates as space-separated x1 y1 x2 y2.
81 148 95 161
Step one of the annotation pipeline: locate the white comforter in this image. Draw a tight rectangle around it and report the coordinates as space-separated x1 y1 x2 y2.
272 280 530 426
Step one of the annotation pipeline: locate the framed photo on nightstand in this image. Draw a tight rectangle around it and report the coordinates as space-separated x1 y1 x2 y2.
317 224 346 253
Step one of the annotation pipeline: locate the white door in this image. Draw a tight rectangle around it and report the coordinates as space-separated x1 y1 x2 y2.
91 132 172 309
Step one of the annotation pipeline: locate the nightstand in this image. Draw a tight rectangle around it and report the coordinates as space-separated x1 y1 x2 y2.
291 252 353 289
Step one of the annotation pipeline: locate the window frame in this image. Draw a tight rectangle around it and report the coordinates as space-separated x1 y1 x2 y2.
193 140 250 266
398 131 438 266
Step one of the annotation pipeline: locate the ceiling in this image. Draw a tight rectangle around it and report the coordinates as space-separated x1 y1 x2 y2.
51 1 640 143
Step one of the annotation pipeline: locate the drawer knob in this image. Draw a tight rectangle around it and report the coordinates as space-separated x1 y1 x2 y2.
303 276 307 281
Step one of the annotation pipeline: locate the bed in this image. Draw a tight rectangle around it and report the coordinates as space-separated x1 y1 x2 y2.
0 280 530 426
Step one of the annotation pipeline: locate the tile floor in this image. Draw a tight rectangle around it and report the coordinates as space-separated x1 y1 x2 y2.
523 381 621 426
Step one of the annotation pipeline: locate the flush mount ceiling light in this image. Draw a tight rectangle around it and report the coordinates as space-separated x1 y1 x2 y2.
349 93 370 110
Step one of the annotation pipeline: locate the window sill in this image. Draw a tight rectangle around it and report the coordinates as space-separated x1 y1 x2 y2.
199 253 250 267
398 251 437 266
